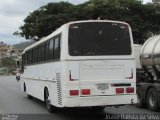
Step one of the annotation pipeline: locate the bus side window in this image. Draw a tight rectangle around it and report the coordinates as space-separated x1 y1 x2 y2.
24 53 27 65
40 44 44 62
35 47 38 63
22 54 25 66
54 36 60 60
43 43 46 61
49 39 54 60
33 48 35 63
27 51 29 65
28 50 32 64
37 46 41 63
45 41 49 61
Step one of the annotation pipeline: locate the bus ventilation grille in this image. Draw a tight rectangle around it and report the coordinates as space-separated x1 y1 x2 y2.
56 73 62 105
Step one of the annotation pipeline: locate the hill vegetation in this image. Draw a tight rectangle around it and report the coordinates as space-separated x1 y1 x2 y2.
13 41 35 49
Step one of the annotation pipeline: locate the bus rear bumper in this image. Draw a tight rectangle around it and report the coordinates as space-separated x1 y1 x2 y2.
62 94 137 107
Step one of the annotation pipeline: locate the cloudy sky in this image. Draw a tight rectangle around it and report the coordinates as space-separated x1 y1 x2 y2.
0 0 152 45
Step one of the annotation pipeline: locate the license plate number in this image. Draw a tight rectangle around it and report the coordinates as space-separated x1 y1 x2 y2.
97 84 108 90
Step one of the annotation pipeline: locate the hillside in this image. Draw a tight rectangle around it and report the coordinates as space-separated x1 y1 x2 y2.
14 41 35 49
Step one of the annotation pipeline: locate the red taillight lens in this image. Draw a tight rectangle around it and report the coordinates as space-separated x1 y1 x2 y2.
126 87 134 93
81 89 90 95
116 88 124 94
70 90 79 96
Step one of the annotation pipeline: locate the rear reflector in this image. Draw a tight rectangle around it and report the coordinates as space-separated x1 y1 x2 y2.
116 88 124 94
126 87 134 93
70 90 79 96
81 89 90 95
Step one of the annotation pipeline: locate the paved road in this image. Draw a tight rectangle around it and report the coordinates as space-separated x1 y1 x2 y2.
0 76 159 120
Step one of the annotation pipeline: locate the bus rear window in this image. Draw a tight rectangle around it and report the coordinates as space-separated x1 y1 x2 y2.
68 22 131 56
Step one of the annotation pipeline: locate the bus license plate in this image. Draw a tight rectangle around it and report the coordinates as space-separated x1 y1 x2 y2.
97 84 108 90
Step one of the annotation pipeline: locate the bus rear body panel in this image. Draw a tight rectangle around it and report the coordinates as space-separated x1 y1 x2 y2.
61 59 137 107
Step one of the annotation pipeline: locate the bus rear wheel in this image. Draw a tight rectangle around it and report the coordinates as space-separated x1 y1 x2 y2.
27 94 33 99
24 83 33 99
45 89 52 112
45 89 58 113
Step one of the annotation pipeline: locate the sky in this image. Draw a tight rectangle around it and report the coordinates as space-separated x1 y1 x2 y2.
0 0 152 45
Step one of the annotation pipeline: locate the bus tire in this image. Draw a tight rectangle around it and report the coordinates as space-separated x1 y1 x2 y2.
92 106 105 111
136 88 145 108
45 89 58 113
147 88 159 112
24 83 26 92
27 94 33 99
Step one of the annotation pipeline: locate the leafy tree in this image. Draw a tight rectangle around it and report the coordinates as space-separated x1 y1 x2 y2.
16 0 160 44
18 2 76 41
79 0 160 44
1 57 17 73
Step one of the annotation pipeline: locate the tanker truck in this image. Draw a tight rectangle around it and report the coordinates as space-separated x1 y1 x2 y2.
135 35 160 112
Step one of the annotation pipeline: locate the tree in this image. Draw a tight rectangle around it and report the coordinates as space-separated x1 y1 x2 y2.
1 57 16 73
18 2 76 41
16 0 160 44
79 0 160 44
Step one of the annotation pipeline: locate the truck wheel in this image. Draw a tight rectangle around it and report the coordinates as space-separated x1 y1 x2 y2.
45 89 58 113
147 88 159 112
136 88 145 107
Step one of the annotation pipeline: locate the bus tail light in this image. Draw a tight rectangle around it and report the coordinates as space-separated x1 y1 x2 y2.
116 88 124 94
70 90 79 96
81 89 90 95
126 87 134 93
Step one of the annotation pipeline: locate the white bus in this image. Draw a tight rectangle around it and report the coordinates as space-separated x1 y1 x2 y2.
21 20 137 112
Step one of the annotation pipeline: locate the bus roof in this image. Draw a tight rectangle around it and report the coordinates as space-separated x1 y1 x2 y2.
22 20 129 54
